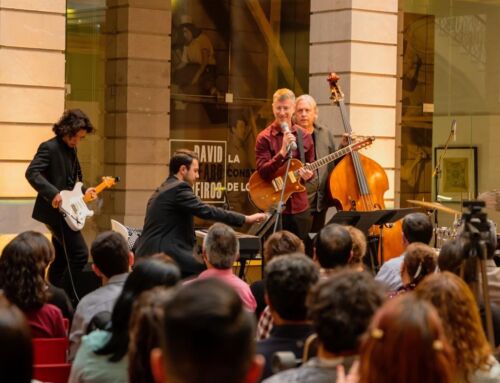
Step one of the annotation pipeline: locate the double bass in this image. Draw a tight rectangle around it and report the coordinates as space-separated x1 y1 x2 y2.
326 73 404 262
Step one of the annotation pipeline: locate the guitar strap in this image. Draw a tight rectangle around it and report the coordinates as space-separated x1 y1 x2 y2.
297 128 305 163
75 157 83 183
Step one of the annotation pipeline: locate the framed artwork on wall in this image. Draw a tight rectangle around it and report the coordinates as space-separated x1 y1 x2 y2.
434 146 478 202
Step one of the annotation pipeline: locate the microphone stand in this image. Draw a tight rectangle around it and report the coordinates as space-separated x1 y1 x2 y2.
272 146 294 234
222 188 231 210
432 121 455 247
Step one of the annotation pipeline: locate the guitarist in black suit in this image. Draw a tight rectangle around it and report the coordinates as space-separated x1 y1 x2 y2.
135 149 266 278
26 109 96 299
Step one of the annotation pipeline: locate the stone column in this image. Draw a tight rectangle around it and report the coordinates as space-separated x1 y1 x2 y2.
105 0 171 228
0 0 66 233
309 0 399 207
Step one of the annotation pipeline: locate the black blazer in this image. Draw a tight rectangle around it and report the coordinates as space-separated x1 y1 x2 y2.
135 176 246 277
25 136 83 227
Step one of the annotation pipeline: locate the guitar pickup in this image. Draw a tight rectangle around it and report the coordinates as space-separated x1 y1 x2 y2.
272 177 284 191
288 171 297 184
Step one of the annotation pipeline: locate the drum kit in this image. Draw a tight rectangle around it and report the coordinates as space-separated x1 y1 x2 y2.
407 197 500 250
406 199 462 249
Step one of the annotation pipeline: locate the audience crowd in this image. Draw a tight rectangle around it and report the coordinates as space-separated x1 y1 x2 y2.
2 211 500 383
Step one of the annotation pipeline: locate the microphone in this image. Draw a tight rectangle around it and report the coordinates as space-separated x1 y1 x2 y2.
452 120 457 142
280 122 297 151
215 186 230 210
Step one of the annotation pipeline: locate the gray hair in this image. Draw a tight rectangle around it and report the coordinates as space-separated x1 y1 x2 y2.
203 223 239 269
295 94 318 114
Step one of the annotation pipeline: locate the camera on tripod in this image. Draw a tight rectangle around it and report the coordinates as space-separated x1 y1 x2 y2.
459 201 496 259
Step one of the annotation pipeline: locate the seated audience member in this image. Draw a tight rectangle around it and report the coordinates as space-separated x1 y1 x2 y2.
257 254 319 380
187 223 256 311
264 270 385 383
345 226 368 272
375 212 433 290
257 225 353 340
251 230 305 318
0 232 66 338
69 231 133 360
438 238 500 347
150 278 264 383
86 311 112 334
69 259 180 383
19 230 74 320
415 272 500 382
0 293 34 383
313 223 353 275
388 242 436 297
129 287 173 383
352 294 455 383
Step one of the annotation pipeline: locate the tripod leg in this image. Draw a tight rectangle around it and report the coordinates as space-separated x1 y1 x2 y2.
479 245 495 347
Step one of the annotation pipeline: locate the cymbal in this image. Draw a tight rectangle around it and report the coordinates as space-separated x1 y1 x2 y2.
407 200 461 215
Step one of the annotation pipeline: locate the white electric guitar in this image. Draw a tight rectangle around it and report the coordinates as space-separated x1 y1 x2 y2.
59 176 119 231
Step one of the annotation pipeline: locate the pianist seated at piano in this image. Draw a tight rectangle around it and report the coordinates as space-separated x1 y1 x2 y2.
185 223 257 311
134 149 266 279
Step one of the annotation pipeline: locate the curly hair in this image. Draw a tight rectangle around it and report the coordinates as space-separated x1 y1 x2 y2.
128 287 174 383
359 294 455 383
52 109 94 138
265 253 319 321
263 230 304 262
415 272 492 382
403 242 437 285
0 231 54 311
307 270 385 354
345 226 367 266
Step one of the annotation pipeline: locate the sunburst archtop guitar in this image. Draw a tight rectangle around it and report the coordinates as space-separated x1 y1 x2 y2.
248 138 374 212
59 176 119 231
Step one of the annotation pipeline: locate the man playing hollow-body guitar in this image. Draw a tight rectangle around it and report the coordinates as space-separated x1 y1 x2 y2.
254 88 315 241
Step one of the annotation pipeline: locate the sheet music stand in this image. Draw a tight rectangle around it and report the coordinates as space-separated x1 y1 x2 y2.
326 210 391 236
372 208 420 266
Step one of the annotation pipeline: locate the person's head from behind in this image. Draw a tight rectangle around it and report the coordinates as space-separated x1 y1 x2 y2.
345 226 367 270
169 149 199 186
402 212 433 245
401 243 437 287
358 294 455 383
314 224 353 269
415 272 491 380
263 230 304 263
91 231 133 280
203 223 239 269
437 238 478 283
53 109 94 148
307 270 385 356
129 287 174 383
0 231 53 311
0 293 33 383
151 279 263 383
95 259 181 362
265 253 319 322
